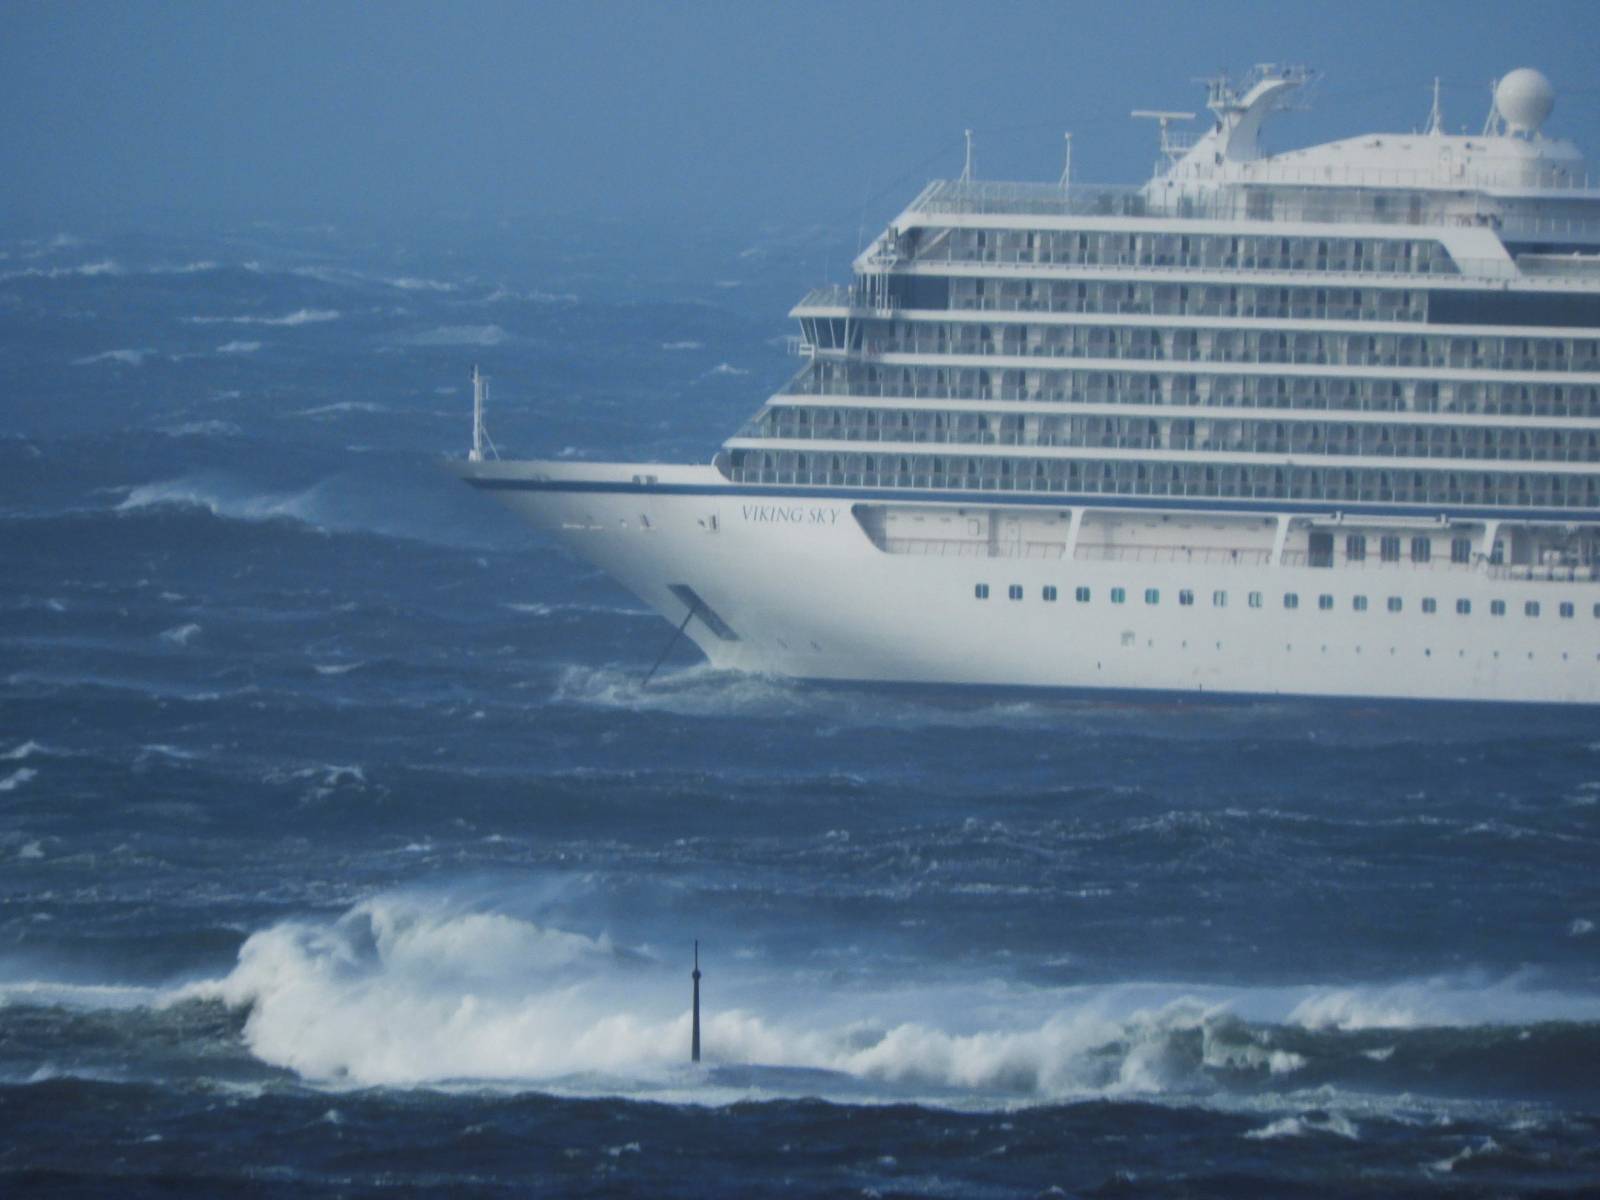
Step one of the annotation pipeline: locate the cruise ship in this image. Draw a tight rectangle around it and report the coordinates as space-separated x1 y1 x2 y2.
458 66 1600 704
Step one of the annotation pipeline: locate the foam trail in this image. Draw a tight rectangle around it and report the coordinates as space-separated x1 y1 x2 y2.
184 308 339 327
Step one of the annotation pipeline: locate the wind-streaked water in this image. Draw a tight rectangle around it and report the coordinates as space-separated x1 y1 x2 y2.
3 220 1599 1197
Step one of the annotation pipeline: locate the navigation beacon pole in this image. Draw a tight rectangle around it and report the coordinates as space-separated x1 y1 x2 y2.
469 366 486 461
691 940 702 1063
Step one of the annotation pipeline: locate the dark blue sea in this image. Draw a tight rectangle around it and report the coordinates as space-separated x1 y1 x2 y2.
2 217 1599 1198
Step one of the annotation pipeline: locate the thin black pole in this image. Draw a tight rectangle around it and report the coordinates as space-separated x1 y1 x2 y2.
691 939 701 1063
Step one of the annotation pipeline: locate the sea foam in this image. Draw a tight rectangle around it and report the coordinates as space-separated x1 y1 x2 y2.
179 890 1313 1099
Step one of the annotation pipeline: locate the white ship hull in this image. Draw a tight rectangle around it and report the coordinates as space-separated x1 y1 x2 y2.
460 460 1600 705
455 65 1600 706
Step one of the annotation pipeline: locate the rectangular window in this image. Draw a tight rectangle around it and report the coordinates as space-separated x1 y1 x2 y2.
1318 594 1334 611
1491 599 1506 616
1560 601 1575 618
1043 585 1058 602
1284 593 1299 610
1346 534 1366 562
1248 591 1263 609
1008 584 1023 601
1526 601 1541 617
1212 590 1228 607
1456 599 1471 615
1387 596 1403 612
1075 586 1091 603
1451 537 1472 564
1380 536 1401 563
1422 598 1437 613
975 584 989 599
1410 537 1431 563
1354 595 1368 611
1179 589 1195 607
1144 588 1160 605
1111 587 1126 605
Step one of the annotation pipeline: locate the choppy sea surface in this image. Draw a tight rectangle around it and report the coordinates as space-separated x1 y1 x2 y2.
2 218 1598 1198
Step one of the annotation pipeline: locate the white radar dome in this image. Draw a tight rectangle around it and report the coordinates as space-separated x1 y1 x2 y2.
1496 67 1555 135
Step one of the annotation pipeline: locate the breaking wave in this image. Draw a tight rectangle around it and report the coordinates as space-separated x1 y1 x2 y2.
167 889 1600 1104
117 477 327 526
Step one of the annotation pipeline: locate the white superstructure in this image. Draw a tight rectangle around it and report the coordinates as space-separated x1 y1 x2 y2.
459 66 1600 704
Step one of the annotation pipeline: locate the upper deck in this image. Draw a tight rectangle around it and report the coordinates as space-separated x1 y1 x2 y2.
888 66 1600 247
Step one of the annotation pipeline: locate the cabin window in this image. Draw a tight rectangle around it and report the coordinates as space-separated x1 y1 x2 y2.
1345 534 1366 561
1380 536 1401 562
1111 587 1126 604
1451 537 1472 564
1212 590 1228 607
1410 537 1431 563
1043 586 1058 602
1076 586 1091 602
1008 585 1023 601
1560 601 1575 618
1353 595 1369 611
1491 600 1506 616
1318 594 1334 611
975 584 989 600
1422 598 1437 614
1456 599 1472 615
1178 589 1195 606
1284 593 1299 609
1144 588 1160 605
1248 591 1263 609
1525 601 1541 617
1387 597 1403 612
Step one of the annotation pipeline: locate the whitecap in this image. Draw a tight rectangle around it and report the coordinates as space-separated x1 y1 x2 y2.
160 623 202 646
293 401 388 418
707 362 749 376
1244 1113 1359 1141
184 308 339 327
72 348 156 367
0 768 38 792
0 259 121 281
1289 975 1600 1030
215 340 261 354
387 276 457 292
403 324 509 347
160 420 242 438
661 340 703 351
313 661 366 676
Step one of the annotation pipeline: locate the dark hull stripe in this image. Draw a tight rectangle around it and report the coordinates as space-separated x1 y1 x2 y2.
465 475 1600 525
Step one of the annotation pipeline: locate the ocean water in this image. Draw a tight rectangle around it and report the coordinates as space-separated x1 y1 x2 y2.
2 218 1599 1198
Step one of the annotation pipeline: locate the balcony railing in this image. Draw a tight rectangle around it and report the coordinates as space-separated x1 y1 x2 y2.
909 178 1600 239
